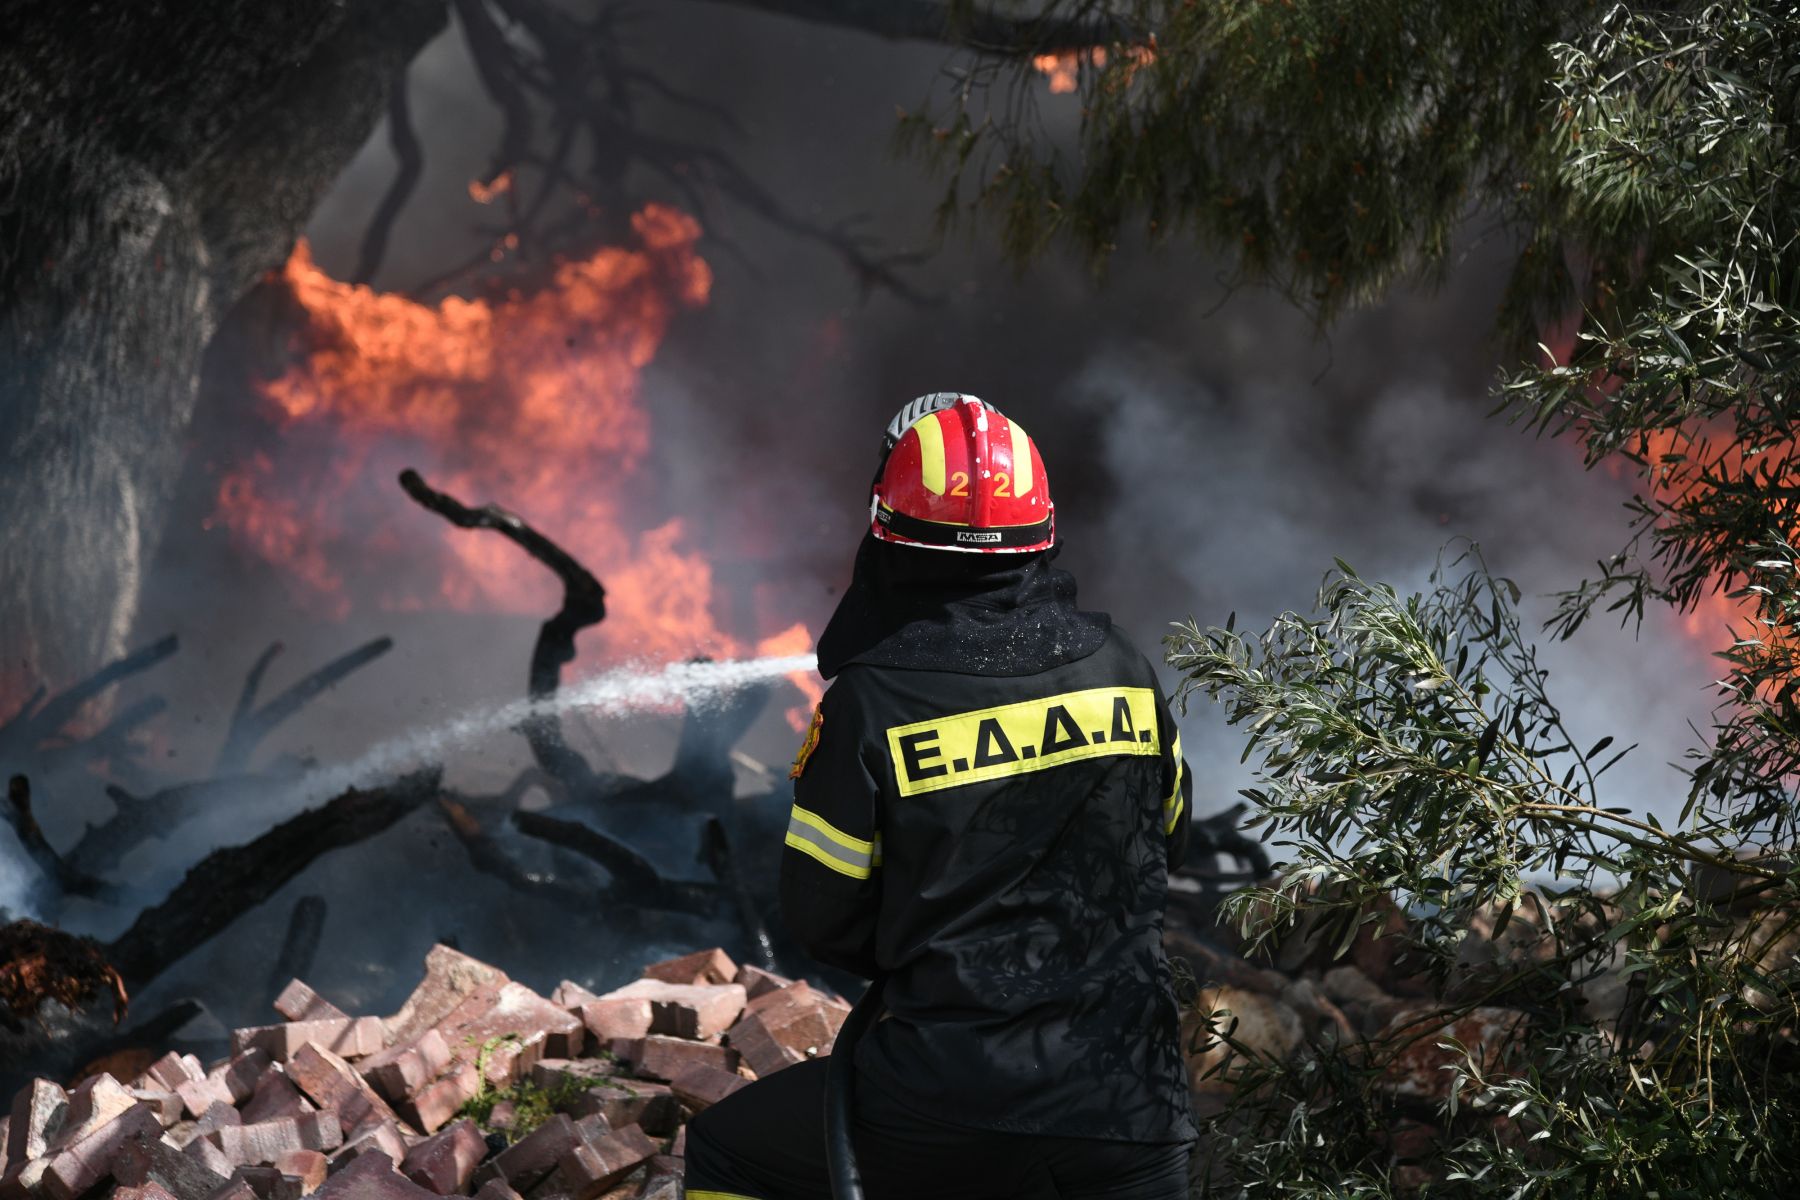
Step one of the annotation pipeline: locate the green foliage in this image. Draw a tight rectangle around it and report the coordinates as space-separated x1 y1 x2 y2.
1169 551 1799 1197
912 4 1800 1193
455 1035 612 1138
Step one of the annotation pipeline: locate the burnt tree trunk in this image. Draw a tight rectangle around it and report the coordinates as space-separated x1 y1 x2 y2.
0 0 445 694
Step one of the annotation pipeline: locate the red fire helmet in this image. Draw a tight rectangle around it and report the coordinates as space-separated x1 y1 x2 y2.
871 394 1054 553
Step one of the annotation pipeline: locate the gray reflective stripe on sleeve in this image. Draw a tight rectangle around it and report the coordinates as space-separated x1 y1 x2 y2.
784 805 876 879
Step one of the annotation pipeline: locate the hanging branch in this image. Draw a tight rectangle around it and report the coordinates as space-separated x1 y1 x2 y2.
398 468 605 793
352 68 425 284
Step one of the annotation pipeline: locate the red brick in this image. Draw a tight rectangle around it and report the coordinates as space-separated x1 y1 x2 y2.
182 1131 234 1179
212 1050 275 1106
723 986 847 1080
42 1100 162 1200
382 947 509 1051
242 1072 315 1125
612 982 745 1042
7 1079 68 1168
396 1065 480 1136
564 1086 676 1139
731 967 791 1001
127 1089 184 1128
139 1054 203 1093
627 1037 738 1084
315 1152 441 1200
398 1120 485 1195
234 1164 285 1198
195 1103 242 1138
361 1031 452 1107
233 1020 386 1064
209 1113 342 1167
553 1126 657 1200
526 1061 611 1094
274 1149 328 1197
274 981 350 1024
113 1131 230 1200
668 1066 748 1114
331 1123 409 1173
548 983 599 1012
471 1181 520 1200
484 983 584 1059
53 1074 137 1151
576 999 651 1044
174 1077 235 1122
641 949 736 987
211 1180 258 1200
472 1115 578 1193
115 1184 179 1200
636 1177 679 1200
287 1045 400 1137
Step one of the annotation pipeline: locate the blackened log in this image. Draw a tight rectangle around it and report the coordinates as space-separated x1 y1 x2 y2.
438 794 596 908
105 769 441 988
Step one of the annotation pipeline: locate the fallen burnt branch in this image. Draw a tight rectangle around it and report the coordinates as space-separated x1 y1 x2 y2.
437 794 599 909
6 775 112 902
400 468 605 794
106 768 442 989
514 810 719 916
0 635 178 786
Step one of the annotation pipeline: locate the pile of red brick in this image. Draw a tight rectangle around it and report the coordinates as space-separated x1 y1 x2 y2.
0 945 850 1200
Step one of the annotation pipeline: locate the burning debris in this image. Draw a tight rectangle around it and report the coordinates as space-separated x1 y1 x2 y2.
0 943 851 1200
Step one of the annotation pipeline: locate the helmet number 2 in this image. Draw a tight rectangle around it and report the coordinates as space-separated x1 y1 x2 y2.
948 471 1011 498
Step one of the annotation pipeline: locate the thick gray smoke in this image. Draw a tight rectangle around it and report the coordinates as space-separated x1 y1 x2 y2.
4 3 1721 1012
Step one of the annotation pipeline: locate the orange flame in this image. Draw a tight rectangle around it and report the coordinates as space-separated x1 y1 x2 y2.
214 204 818 725
1032 44 1156 93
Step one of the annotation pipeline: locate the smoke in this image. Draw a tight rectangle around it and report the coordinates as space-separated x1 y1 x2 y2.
0 832 44 922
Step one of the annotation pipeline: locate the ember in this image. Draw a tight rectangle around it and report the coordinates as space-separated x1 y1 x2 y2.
0 920 127 1030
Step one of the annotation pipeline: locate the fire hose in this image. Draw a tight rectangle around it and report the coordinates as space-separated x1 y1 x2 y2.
825 975 886 1200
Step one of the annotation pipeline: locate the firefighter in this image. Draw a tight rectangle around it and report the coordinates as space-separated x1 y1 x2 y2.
685 394 1197 1199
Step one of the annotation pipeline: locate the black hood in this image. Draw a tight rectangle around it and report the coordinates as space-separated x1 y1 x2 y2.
815 534 1111 679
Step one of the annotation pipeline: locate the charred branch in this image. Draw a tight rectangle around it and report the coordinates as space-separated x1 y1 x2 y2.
437 794 598 908
105 768 441 989
69 774 283 879
399 468 605 792
684 0 1135 53
215 637 395 773
265 894 329 1004
5 776 111 901
513 810 718 916
0 636 178 764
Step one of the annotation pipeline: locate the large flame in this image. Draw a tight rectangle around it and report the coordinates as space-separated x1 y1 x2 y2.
214 204 820 726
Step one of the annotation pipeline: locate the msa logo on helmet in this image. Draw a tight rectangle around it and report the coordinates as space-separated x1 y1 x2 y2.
955 530 1003 544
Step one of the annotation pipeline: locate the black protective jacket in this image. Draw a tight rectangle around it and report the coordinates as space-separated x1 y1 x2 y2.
779 538 1197 1144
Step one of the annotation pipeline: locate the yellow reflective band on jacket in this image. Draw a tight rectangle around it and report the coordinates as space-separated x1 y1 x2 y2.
1163 731 1186 834
885 686 1160 797
784 805 878 880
